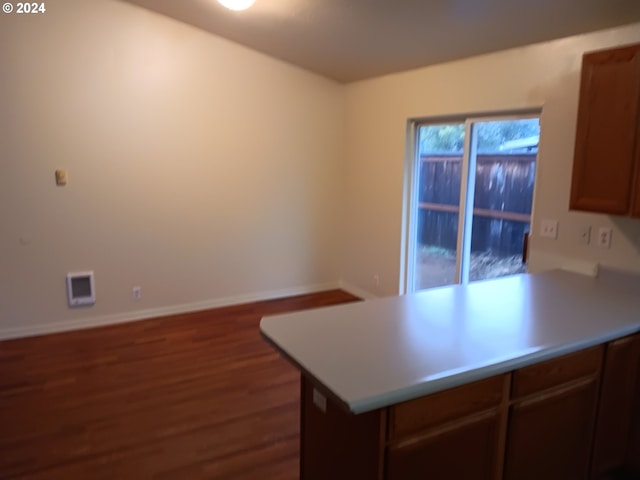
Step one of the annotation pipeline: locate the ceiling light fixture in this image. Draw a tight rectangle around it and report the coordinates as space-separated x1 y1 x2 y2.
217 0 256 11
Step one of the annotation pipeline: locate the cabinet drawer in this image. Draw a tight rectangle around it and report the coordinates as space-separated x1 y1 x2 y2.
389 374 506 439
387 411 500 480
512 346 603 398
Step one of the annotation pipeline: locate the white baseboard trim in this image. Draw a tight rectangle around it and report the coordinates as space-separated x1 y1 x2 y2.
339 280 379 300
0 281 342 340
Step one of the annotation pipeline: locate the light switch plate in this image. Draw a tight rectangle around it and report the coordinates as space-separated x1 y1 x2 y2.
55 169 67 186
578 226 591 245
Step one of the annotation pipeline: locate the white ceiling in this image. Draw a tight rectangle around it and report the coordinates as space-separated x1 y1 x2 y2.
121 0 640 82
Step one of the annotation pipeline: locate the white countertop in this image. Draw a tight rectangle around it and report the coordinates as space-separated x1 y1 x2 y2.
260 269 640 414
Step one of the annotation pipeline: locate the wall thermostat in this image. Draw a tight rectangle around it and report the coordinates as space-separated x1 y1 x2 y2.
66 271 96 307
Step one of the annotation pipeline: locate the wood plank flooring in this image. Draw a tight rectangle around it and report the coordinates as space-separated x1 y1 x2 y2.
0 290 360 479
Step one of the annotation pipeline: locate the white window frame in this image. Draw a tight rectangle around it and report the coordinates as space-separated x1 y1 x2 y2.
401 109 542 294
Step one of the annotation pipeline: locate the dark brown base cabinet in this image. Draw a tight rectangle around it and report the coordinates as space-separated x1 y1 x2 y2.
593 335 640 479
300 335 640 480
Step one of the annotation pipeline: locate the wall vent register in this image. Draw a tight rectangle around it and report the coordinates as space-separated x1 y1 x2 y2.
66 271 96 307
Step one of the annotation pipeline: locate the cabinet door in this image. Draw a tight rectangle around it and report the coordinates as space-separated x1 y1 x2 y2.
387 411 501 480
626 337 640 473
591 335 640 478
570 43 640 214
633 159 640 217
504 377 599 480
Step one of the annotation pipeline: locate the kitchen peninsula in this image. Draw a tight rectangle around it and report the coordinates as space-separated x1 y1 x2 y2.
260 269 640 480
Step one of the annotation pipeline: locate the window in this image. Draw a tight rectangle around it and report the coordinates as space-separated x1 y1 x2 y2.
404 113 540 292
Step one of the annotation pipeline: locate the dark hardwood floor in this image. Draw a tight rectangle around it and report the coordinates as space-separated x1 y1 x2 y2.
0 290 360 479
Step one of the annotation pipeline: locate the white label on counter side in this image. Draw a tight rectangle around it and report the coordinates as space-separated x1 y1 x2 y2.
313 388 327 413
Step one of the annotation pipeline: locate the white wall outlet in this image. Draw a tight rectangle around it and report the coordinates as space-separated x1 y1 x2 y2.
578 226 591 245
540 219 559 239
597 227 612 249
132 286 142 300
372 274 380 289
312 388 327 413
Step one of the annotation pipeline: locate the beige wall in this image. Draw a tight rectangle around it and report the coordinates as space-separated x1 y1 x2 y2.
341 23 640 297
2 1 639 338
0 0 345 337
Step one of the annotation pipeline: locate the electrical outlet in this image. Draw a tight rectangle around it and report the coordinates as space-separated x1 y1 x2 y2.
540 219 558 239
132 286 142 300
372 274 380 289
578 226 591 245
597 227 612 249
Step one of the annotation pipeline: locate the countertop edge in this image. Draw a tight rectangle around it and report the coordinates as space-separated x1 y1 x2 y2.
260 269 640 415
262 320 640 414
348 324 640 413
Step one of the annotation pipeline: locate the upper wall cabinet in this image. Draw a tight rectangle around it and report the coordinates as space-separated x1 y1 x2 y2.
569 43 640 216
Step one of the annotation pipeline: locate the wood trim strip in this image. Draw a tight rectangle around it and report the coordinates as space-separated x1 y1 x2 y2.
420 155 536 163
494 374 512 480
419 202 459 214
300 373 308 480
377 410 387 480
419 202 531 223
